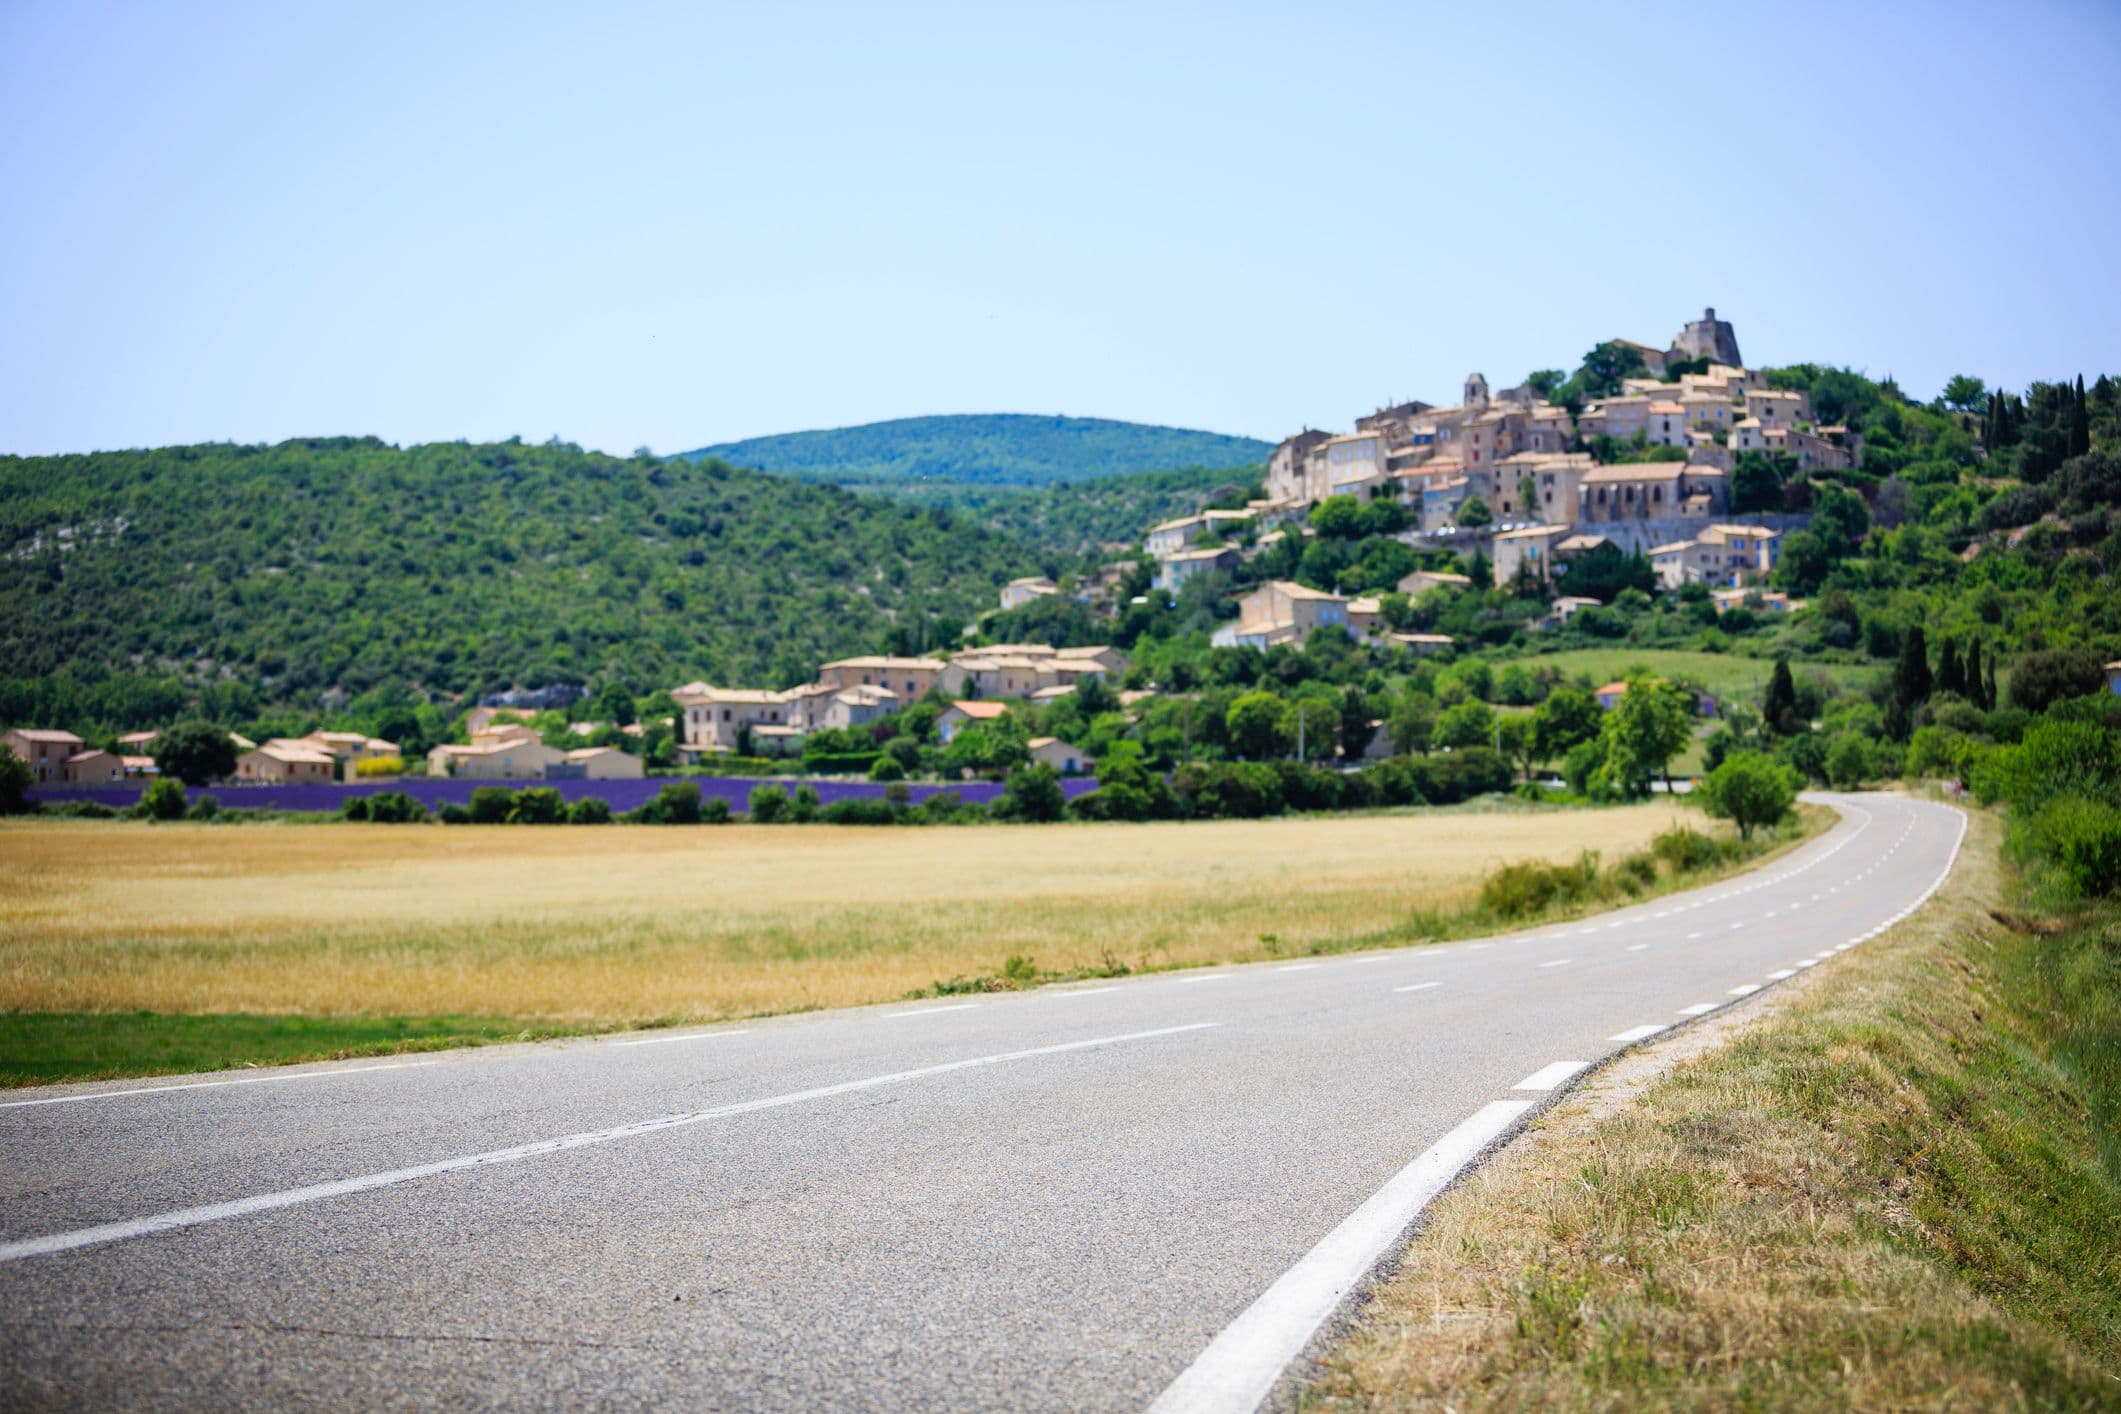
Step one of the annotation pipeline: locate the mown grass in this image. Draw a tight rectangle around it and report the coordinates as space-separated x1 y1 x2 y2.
1310 810 2121 1410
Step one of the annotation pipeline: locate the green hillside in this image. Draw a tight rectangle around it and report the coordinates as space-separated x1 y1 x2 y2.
683 414 1272 492
0 437 1027 726
904 464 1265 560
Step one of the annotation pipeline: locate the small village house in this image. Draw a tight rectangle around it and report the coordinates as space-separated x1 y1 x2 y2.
935 700 1010 744
62 749 125 784
1026 737 1092 775
2 729 84 783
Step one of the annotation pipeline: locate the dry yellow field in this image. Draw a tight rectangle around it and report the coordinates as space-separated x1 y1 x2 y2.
0 802 1698 1023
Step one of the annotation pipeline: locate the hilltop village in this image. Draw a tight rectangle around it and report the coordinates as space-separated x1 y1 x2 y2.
22 304 2028 802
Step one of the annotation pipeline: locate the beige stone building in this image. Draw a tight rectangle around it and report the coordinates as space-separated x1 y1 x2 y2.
672 684 798 755
1491 523 1573 588
2 728 84 783
816 656 965 700
62 749 125 784
1650 523 1784 588
559 746 644 780
999 576 1058 611
1026 737 1093 776
1156 544 1238 593
936 700 1010 744
1396 568 1473 596
426 737 566 781
235 742 338 784
1211 581 1351 649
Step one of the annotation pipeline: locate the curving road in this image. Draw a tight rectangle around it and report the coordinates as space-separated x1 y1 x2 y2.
0 794 1965 1411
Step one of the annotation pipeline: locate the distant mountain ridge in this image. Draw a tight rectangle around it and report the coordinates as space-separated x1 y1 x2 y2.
681 414 1272 492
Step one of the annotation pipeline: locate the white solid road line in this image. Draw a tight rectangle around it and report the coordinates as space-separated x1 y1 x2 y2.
0 1060 440 1110
886 1004 979 1018
1393 982 1442 994
1051 986 1122 998
1147 1099 1532 1414
1627 943 1650 952
1274 964 1323 973
1609 1025 1667 1043
1513 1061 1589 1092
1538 959 1571 969
0 1023 1220 1266
613 1029 752 1048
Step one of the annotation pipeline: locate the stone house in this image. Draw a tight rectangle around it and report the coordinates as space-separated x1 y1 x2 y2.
1 728 84 783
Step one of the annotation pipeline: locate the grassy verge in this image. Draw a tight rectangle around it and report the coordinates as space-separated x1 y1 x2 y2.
1309 809 2121 1409
0 1012 619 1088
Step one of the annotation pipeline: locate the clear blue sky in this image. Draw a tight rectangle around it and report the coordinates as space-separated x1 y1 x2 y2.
4 0 2117 458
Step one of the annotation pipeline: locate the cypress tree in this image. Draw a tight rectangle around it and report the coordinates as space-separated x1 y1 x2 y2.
2071 374 2092 457
1936 638 1962 699
1889 625 1932 738
1763 658 1799 736
1983 650 1999 712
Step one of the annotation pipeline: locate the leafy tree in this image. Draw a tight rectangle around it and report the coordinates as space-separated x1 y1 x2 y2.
1940 374 1987 412
469 786 516 824
141 777 188 821
1555 544 1654 603
1226 690 1291 759
1696 751 1798 840
1387 695 1435 755
1731 452 1791 513
1809 483 1872 558
1496 716 1538 781
997 761 1066 822
1771 531 1833 596
507 787 566 824
1573 341 1649 401
2007 649 2104 714
1532 688 1601 764
1435 700 1496 750
0 747 31 815
1600 675 1693 796
1338 687 1377 759
152 721 238 786
1309 496 1366 539
1281 695 1338 762
1455 495 1493 529
1825 734 1872 789
588 681 637 726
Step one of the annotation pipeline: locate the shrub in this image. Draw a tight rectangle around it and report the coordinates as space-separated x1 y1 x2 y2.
748 784 788 823
996 762 1066 822
2007 649 2105 715
868 756 906 782
506 787 566 824
819 797 897 825
1652 825 1720 873
566 797 613 825
1825 733 1871 789
1617 850 1659 892
365 790 427 823
632 782 702 824
186 794 221 822
355 755 406 778
468 786 516 824
791 784 820 823
437 802 472 824
340 795 371 822
141 778 188 821
698 795 731 823
1480 852 1601 919
2027 796 2121 898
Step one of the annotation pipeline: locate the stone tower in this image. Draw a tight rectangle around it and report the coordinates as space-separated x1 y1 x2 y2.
1463 372 1490 409
1670 307 1742 367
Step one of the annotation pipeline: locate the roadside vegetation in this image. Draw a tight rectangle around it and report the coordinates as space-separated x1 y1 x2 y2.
1312 687 2121 1408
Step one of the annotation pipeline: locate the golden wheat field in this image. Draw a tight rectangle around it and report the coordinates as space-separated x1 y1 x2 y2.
0 802 1698 1022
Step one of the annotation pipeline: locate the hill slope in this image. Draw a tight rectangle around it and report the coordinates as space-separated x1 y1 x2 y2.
682 414 1271 492
0 437 1027 723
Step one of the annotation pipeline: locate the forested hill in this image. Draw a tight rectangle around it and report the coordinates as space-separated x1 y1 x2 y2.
0 437 1027 724
682 414 1272 492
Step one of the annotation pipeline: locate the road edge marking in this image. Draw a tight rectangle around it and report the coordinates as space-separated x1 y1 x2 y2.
1146 1098 1532 1414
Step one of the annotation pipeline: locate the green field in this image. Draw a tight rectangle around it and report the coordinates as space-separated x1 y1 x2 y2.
1519 647 1880 703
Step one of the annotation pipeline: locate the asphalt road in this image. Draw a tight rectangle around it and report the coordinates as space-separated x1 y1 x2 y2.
0 793 1965 1411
